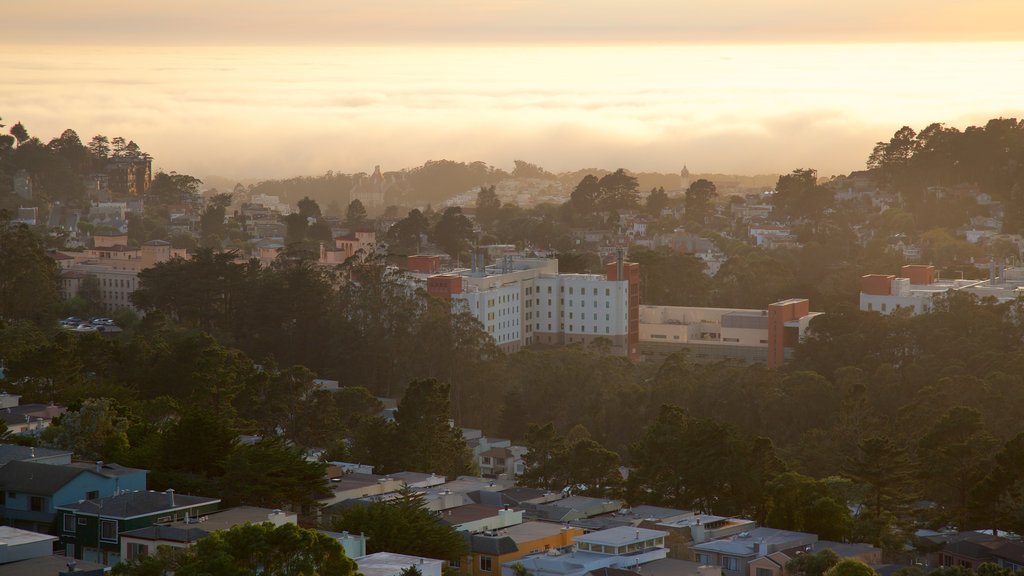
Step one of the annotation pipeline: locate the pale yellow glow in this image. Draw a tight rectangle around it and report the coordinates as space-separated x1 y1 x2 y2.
2 43 1022 179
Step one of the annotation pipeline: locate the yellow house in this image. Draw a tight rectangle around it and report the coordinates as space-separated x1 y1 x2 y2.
457 522 584 576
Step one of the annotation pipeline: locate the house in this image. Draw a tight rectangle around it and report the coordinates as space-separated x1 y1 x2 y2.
690 528 817 576
0 460 147 533
319 472 405 508
652 514 756 559
56 489 220 566
118 506 295 562
458 521 584 576
0 401 65 436
525 495 622 523
357 552 445 576
319 530 369 560
747 541 881 576
478 447 526 479
502 526 670 576
0 444 72 467
440 504 522 533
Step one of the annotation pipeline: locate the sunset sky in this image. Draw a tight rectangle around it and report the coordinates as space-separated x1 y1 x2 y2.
4 1 1024 181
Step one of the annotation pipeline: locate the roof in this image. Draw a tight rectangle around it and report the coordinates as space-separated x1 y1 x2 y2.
357 552 445 576
68 461 147 477
993 542 1024 564
0 461 90 496
120 524 209 543
0 445 71 467
945 538 999 560
480 447 511 459
576 526 668 546
501 486 550 503
143 239 171 246
0 404 65 426
619 558 705 576
0 525 57 546
467 532 517 555
57 490 220 519
691 527 817 556
0 555 106 576
440 503 505 526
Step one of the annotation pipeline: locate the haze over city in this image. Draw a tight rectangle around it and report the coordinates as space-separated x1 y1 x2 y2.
4 1 1023 181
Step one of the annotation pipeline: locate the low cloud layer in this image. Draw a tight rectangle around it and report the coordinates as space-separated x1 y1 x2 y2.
2 44 1020 182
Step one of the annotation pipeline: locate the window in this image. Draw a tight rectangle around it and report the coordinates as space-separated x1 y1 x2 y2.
480 556 493 572
86 490 99 500
63 513 76 533
722 557 738 571
30 496 44 511
78 517 87 525
127 542 148 561
697 553 713 565
449 559 461 569
100 519 118 542
757 569 774 576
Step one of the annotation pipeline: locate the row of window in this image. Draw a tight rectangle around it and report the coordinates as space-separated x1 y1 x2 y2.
62 513 118 541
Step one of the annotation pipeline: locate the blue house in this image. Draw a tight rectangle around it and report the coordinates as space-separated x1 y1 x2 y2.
0 460 147 533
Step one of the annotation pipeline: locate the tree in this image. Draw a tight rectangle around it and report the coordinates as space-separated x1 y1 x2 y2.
88 134 110 160
328 486 468 562
9 122 29 146
646 186 669 215
391 379 475 478
200 192 232 245
918 406 996 530
773 169 832 221
597 169 640 211
685 179 717 223
0 215 60 324
824 559 879 576
149 172 202 206
844 436 916 536
346 199 367 229
386 209 429 255
220 437 328 513
476 185 501 229
41 397 131 461
297 196 322 220
432 207 474 259
788 549 840 576
570 174 601 215
113 522 357 576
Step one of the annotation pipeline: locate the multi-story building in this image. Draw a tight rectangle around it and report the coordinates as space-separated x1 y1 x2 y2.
104 156 152 198
459 522 584 576
57 490 220 566
410 253 640 359
638 299 820 368
860 264 1024 316
52 234 185 313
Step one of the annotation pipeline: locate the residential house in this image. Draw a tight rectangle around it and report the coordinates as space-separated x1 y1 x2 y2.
0 399 65 436
358 552 445 576
57 489 220 566
458 521 584 576
652 514 756 559
0 444 71 467
119 506 294 562
319 530 369 560
525 496 622 523
502 526 670 576
320 472 405 508
690 528 817 576
440 504 522 533
747 541 881 576
0 460 147 533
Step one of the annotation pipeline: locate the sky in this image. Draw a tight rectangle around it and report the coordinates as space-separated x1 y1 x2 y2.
3 1 1024 182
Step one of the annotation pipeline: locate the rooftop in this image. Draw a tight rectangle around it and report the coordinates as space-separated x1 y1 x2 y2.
576 526 668 547
691 527 816 556
357 552 445 576
0 555 106 576
57 490 220 519
0 525 57 546
0 444 70 467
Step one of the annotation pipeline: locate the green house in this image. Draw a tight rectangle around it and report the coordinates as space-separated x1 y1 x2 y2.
56 489 220 566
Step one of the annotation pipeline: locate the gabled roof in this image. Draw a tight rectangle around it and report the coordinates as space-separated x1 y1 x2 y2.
0 461 90 496
466 532 518 555
57 490 220 520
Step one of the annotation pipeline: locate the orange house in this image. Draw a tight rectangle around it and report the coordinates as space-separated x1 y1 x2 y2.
457 521 584 576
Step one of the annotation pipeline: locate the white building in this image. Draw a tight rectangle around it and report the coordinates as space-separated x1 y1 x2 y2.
411 255 639 359
860 264 1024 316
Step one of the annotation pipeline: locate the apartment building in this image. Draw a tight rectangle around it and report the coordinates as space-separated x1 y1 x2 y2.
52 234 185 313
638 299 820 368
860 264 1024 316
409 253 640 359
